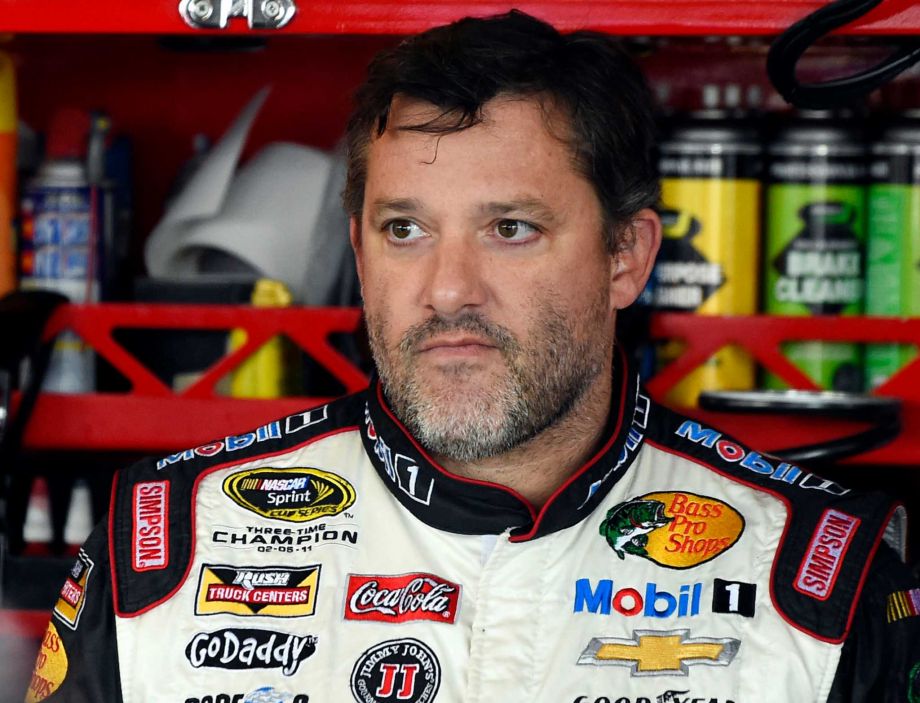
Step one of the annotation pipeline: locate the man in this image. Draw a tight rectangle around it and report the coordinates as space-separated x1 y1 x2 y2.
27 11 920 703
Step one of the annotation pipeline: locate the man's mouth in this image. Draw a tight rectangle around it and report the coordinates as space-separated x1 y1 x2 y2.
417 335 498 355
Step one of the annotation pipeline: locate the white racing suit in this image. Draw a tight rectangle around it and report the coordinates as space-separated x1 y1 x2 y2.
27 349 920 703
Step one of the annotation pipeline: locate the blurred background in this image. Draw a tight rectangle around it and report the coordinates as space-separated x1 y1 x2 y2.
2 2 920 700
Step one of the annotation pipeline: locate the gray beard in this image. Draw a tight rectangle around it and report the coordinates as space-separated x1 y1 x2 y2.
367 301 609 463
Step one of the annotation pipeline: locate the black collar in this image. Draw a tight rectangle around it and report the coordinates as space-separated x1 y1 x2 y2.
360 346 648 541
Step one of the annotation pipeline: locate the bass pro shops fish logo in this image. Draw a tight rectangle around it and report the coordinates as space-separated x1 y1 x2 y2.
600 493 744 569
600 499 672 560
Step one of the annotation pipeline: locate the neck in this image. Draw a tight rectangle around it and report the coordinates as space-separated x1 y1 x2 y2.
432 365 613 508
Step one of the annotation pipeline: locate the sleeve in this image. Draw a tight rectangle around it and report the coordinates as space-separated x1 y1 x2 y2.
827 542 920 702
24 519 123 703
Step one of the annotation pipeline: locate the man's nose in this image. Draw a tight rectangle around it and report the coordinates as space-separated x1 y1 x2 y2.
420 235 488 316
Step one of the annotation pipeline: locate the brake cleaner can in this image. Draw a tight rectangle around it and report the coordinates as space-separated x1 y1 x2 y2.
865 117 920 389
654 111 762 406
764 112 867 391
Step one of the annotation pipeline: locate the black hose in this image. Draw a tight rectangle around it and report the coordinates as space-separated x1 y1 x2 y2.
767 0 920 109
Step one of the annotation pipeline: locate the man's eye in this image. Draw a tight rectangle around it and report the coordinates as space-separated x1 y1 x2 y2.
494 219 538 241
386 220 424 241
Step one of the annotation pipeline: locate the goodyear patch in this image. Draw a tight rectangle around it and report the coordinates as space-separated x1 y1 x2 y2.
53 549 93 630
887 588 920 624
25 621 68 703
196 564 320 617
223 467 356 523
600 491 744 569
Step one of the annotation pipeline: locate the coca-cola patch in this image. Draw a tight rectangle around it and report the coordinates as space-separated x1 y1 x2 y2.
344 573 461 625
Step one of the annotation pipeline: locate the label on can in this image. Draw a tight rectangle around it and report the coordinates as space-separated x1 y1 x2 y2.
20 183 101 302
764 152 866 391
654 147 760 405
866 150 920 389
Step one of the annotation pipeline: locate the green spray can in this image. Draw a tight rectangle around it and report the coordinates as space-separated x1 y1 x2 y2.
764 112 867 391
866 117 920 389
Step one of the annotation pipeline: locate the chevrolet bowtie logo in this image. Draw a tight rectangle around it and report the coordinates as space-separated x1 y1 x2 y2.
577 629 741 676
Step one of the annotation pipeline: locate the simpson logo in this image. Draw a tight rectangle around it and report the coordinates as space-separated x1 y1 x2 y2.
600 492 743 569
196 564 320 617
345 573 461 624
132 480 169 571
351 638 440 703
185 629 317 676
223 467 356 523
794 508 860 601
53 549 93 630
25 621 68 703
576 629 740 676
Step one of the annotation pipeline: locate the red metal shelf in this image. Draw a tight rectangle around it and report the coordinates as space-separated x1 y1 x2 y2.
1 0 919 36
15 304 920 466
649 313 920 466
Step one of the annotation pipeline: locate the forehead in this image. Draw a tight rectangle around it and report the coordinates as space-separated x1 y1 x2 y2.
362 95 595 211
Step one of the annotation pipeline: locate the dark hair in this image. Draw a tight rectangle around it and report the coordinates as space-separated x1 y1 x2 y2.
343 10 659 251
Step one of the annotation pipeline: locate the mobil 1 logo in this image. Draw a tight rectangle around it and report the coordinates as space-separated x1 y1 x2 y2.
351 638 440 703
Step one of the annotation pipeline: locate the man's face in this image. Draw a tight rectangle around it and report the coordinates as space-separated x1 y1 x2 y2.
352 96 626 462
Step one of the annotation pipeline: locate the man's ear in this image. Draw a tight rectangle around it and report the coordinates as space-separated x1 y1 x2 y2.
349 216 364 286
609 208 662 310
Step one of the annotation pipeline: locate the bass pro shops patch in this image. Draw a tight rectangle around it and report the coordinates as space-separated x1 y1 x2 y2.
600 492 744 568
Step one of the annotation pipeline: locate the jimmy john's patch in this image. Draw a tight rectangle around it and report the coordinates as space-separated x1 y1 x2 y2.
196 564 320 617
223 468 356 523
600 492 744 569
25 621 68 703
52 549 93 630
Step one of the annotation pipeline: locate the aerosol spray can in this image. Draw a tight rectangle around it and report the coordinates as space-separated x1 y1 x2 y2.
654 110 763 405
865 116 920 389
763 112 867 391
19 109 113 392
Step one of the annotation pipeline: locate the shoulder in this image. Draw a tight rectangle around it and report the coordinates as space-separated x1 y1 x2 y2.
107 391 367 616
643 399 906 643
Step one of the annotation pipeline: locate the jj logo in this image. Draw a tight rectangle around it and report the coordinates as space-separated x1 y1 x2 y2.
376 663 420 699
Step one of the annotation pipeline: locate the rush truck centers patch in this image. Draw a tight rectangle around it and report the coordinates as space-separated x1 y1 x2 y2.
223 467 356 523
196 564 321 617
53 549 93 630
133 480 169 571
600 492 744 569
351 638 441 703
794 508 860 600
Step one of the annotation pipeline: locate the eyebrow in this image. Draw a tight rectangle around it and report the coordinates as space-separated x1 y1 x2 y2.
370 197 558 223
371 197 424 215
478 199 558 223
